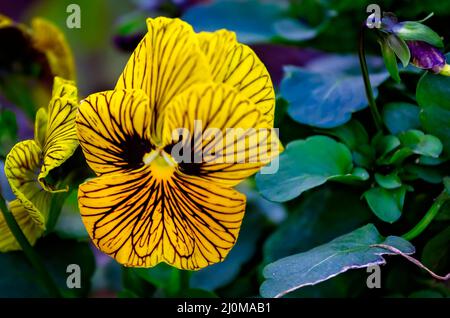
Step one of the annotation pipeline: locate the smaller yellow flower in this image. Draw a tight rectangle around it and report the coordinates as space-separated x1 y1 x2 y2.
0 14 76 114
0 14 75 81
0 77 78 252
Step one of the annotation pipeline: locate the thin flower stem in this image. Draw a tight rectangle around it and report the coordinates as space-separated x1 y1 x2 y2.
402 192 449 241
371 244 450 281
0 194 62 297
358 24 384 131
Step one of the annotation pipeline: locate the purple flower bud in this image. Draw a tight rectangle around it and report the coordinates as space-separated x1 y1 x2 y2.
407 40 446 73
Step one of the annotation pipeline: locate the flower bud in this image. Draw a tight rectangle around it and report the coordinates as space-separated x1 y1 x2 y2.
406 40 446 73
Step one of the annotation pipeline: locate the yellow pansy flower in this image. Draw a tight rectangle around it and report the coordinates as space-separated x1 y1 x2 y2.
0 77 78 252
76 17 281 270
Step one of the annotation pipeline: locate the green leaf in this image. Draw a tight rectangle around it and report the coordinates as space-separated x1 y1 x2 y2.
436 201 450 221
281 55 389 128
122 267 157 297
320 120 374 168
329 167 370 182
374 134 401 158
379 37 401 83
378 130 444 165
363 186 407 223
260 224 415 298
418 156 447 166
382 102 421 135
256 136 366 202
273 19 320 42
130 263 181 297
417 63 450 153
393 21 444 47
445 177 450 194
398 130 443 158
403 164 444 184
182 0 325 44
322 119 369 150
375 172 402 189
422 226 450 273
386 34 411 67
0 236 95 297
263 186 372 264
385 148 414 165
54 191 88 240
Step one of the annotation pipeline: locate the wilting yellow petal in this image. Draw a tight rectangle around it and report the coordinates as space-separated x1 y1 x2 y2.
0 199 44 252
4 140 51 229
38 77 79 192
162 83 281 187
31 18 76 80
115 17 211 142
34 107 48 149
78 164 245 269
198 30 275 123
76 89 153 176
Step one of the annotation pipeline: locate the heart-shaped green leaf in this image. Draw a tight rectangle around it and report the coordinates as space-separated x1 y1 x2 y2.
375 172 402 189
398 130 443 158
256 136 367 202
281 55 389 128
382 102 421 135
363 186 407 223
260 224 414 298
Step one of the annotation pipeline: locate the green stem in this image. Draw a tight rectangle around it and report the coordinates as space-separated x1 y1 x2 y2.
0 194 62 297
402 192 449 241
179 270 191 290
46 191 70 233
358 25 384 131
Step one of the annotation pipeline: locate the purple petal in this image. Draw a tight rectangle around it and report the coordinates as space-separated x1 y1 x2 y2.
407 40 446 73
251 45 322 86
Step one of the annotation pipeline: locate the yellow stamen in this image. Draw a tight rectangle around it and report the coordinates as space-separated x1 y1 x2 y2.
142 150 158 165
143 149 176 179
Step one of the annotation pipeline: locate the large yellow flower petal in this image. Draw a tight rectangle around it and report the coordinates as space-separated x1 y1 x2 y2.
162 83 281 187
4 140 51 229
78 166 245 269
76 89 153 176
0 199 44 252
31 18 76 81
38 77 79 192
115 17 211 142
198 30 275 123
